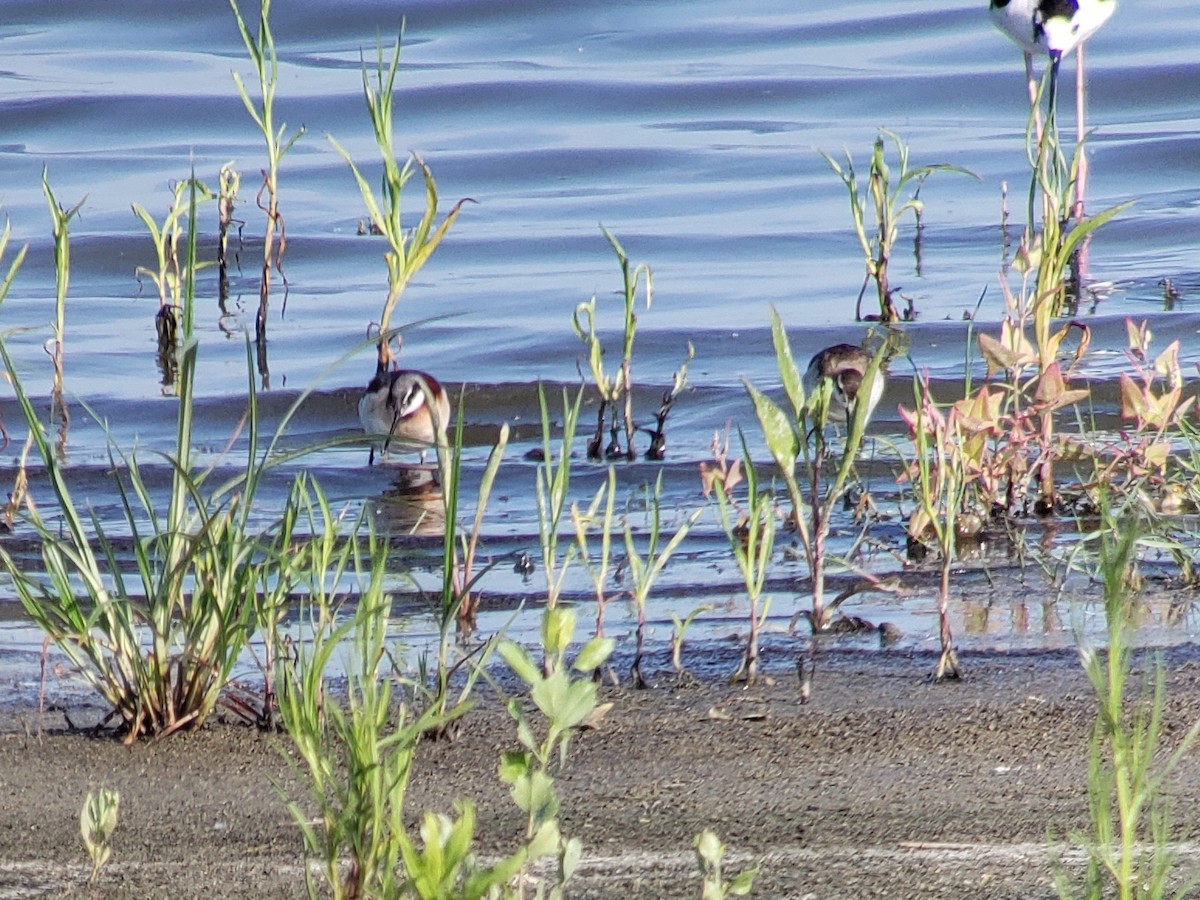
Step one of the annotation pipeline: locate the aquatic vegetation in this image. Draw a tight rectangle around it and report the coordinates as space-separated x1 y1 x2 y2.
644 346 694 460
132 177 213 389
327 34 470 377
1013 62 1131 318
820 129 976 322
574 227 693 460
0 182 310 740
972 304 1090 514
574 226 648 461
216 161 242 303
535 386 583 623
0 216 28 447
445 416 510 633
708 432 776 685
421 407 507 730
1095 322 1195 500
899 373 969 681
622 473 703 689
80 787 120 886
745 307 890 634
42 170 84 454
571 464 620 673
229 0 305 386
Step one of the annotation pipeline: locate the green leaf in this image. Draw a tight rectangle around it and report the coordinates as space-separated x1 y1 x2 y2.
729 869 758 895
695 829 723 862
499 641 541 686
561 836 583 882
745 381 798 474
499 750 531 785
768 306 805 418
541 606 576 659
527 819 562 860
573 636 614 673
512 769 557 820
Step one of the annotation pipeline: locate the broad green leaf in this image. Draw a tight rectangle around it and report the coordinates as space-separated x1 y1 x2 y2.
745 381 798 474
499 750 532 785
527 819 562 860
499 641 541 686
573 636 614 673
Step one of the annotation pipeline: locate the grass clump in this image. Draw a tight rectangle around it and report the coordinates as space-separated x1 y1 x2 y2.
278 508 466 899
280 527 613 898
0 179 302 740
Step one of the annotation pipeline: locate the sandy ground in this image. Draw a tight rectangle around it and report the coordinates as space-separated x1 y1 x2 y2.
4 646 1200 899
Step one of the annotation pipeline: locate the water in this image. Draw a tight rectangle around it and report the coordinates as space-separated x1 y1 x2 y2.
2 0 1200 701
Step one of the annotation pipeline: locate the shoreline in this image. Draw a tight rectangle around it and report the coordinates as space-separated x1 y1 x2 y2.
5 647 1200 897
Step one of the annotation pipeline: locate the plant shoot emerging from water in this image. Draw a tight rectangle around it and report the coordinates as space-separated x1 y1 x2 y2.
745 307 892 636
820 129 976 323
707 431 776 685
622 473 703 688
42 170 84 455
229 0 304 386
328 33 470 378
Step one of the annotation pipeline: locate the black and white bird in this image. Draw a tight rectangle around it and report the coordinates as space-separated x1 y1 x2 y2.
989 0 1116 217
359 369 451 465
802 344 885 432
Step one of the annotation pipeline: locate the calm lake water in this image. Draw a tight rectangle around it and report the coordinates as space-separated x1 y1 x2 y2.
1 0 1199 701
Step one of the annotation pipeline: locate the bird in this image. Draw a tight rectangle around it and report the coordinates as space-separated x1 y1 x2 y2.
989 0 1116 218
358 369 451 465
802 343 886 432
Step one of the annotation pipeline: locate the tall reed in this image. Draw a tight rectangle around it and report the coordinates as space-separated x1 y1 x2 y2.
0 178 306 740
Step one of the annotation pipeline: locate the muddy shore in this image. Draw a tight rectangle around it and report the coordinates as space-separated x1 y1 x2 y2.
4 646 1200 899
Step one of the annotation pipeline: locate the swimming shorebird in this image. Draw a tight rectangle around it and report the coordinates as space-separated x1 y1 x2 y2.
802 344 886 432
989 0 1116 218
359 369 451 465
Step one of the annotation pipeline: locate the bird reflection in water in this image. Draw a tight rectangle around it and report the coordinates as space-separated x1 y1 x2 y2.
370 464 445 537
